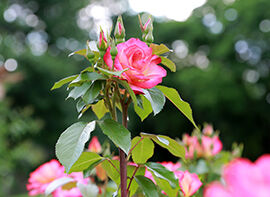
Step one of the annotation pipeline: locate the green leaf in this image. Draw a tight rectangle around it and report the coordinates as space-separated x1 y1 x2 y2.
68 49 100 60
68 49 87 57
131 137 154 164
82 80 103 104
97 119 131 154
67 82 91 100
51 75 78 90
154 176 179 197
135 175 159 197
69 152 102 173
113 78 137 106
97 67 129 77
134 95 153 121
141 133 186 160
76 99 86 113
145 162 178 188
56 121 96 173
101 159 120 184
143 87 165 115
160 56 176 72
69 72 105 87
45 177 74 196
91 99 109 119
83 158 106 178
156 85 198 129
128 166 146 196
150 43 171 55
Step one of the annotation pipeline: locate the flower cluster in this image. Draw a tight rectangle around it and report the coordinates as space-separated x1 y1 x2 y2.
145 162 202 196
27 160 91 197
204 154 270 197
183 124 223 159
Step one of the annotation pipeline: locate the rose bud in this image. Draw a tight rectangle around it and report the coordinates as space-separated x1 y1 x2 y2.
98 28 107 51
88 136 102 153
114 15 125 44
139 15 154 43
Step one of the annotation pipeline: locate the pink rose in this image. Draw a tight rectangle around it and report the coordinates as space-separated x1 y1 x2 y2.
27 159 89 197
104 38 167 94
204 154 270 197
27 159 66 196
179 171 202 197
201 135 222 157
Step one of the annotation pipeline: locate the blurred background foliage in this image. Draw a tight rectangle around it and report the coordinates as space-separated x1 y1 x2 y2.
0 0 269 195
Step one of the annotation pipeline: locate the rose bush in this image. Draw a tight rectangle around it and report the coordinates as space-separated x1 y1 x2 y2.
104 38 167 94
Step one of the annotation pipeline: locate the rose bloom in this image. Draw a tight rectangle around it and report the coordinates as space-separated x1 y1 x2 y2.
204 154 270 197
104 38 167 94
27 159 66 196
27 159 89 197
177 171 202 197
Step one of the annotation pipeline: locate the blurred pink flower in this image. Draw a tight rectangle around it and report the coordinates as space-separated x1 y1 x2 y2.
204 154 270 197
27 159 89 197
27 159 66 196
183 134 201 159
161 161 181 172
202 124 214 136
104 38 166 94
201 135 222 157
179 171 202 197
88 136 102 153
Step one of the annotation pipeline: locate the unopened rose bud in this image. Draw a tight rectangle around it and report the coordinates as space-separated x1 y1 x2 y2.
139 15 152 32
138 15 154 43
88 136 102 153
114 16 125 44
109 40 118 60
98 28 107 51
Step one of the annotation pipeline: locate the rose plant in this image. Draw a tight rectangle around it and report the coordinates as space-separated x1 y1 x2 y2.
46 15 200 197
